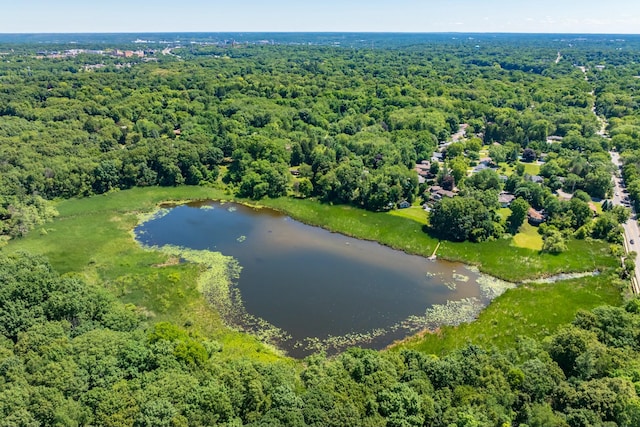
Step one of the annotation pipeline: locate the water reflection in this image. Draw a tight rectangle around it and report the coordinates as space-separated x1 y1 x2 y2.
136 201 492 357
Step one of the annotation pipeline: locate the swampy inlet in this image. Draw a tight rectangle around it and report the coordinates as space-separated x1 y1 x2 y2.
135 201 513 357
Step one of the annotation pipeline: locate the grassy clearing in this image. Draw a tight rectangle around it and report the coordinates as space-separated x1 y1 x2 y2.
396 273 622 355
6 186 284 363
387 206 429 225
512 222 544 251
439 237 617 282
498 207 511 221
497 162 515 176
521 162 541 176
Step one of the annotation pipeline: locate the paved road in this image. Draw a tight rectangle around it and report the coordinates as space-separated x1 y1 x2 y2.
585 62 639 293
610 151 640 294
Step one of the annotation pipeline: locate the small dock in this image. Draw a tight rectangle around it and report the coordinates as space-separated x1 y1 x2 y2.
428 242 441 260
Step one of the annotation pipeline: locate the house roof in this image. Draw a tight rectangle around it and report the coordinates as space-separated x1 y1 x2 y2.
416 163 430 174
429 185 456 198
527 208 544 220
498 192 515 204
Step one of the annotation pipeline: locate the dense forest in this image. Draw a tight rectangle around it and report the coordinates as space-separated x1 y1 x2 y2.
2 33 640 425
2 251 640 427
1 35 633 240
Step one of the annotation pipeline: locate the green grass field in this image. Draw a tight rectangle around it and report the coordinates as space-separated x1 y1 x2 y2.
498 207 511 221
521 162 541 176
5 186 625 359
6 186 286 362
512 222 544 251
396 273 622 355
388 205 429 225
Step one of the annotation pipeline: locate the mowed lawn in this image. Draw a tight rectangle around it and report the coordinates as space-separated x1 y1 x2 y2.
388 205 429 225
521 162 541 176
512 222 544 251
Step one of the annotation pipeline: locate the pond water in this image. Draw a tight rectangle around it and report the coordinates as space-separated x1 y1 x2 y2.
135 201 503 358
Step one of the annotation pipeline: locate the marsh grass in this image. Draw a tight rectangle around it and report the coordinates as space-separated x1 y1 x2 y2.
262 197 618 282
396 272 622 355
5 187 624 359
6 187 285 362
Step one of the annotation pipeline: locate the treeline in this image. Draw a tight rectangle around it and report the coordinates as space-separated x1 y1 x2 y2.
0 40 624 238
597 57 640 211
1 252 640 426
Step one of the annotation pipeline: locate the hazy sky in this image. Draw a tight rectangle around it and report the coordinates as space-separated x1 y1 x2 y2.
2 0 640 34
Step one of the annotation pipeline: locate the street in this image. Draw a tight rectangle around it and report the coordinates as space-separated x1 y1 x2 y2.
610 151 640 294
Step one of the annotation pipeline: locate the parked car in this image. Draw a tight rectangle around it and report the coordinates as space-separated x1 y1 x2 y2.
631 239 635 244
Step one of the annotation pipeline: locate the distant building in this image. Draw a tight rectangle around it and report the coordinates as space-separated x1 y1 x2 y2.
428 185 457 201
398 200 411 209
498 192 515 207
527 208 545 226
471 159 496 174
415 162 431 177
546 135 563 144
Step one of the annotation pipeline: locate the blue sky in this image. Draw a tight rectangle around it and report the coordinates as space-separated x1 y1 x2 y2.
2 0 639 34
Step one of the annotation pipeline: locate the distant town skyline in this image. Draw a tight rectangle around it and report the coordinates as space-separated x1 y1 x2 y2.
2 0 640 34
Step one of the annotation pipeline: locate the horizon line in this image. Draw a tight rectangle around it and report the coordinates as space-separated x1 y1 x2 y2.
1 31 639 36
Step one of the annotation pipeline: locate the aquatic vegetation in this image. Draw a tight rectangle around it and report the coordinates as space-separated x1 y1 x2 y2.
140 243 291 350
298 328 389 354
477 274 517 299
521 271 600 284
237 235 246 243
135 207 170 227
406 298 485 329
452 273 470 282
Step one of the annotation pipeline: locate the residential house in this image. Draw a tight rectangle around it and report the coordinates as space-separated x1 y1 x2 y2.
527 208 545 225
498 192 515 207
415 161 432 184
428 185 457 201
546 135 563 144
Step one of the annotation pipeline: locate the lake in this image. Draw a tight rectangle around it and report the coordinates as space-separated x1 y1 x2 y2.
135 201 504 358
